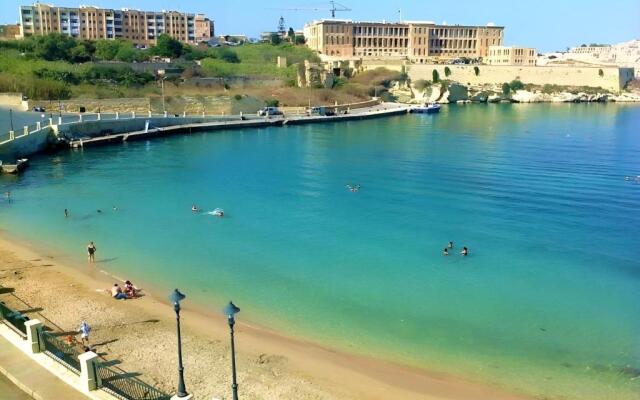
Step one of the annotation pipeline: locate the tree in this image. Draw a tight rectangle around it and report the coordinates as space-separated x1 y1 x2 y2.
444 66 451 77
287 27 295 42
502 82 511 96
95 39 121 60
270 33 282 45
432 69 440 83
154 34 183 58
265 98 279 107
295 35 306 45
509 79 524 91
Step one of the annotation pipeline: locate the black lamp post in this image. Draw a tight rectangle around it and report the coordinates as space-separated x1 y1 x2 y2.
170 289 188 398
223 301 240 400
9 108 14 131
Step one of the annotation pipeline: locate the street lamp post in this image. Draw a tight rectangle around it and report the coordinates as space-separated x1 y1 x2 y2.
223 301 240 400
170 289 188 398
9 108 14 131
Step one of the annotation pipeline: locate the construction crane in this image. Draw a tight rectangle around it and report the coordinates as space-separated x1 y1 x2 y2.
269 1 352 18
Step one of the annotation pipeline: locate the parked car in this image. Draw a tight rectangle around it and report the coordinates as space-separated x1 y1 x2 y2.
307 106 336 116
257 107 283 117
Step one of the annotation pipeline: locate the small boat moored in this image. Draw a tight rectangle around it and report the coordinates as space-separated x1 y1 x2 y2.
0 158 29 174
411 103 441 114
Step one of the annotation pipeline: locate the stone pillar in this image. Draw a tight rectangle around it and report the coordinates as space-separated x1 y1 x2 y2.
25 319 43 354
9 130 14 140
78 351 101 391
115 112 120 120
132 111 136 119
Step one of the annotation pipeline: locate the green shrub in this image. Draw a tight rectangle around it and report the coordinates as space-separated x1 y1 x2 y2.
234 94 242 101
509 79 525 91
413 79 431 91
265 98 279 107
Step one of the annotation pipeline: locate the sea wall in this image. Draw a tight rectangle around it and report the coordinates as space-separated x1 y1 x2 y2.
0 127 55 161
362 62 635 93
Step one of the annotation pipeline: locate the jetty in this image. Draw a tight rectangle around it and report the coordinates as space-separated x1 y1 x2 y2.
0 103 408 160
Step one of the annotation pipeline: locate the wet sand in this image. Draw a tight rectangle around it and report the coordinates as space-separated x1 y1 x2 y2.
0 233 531 400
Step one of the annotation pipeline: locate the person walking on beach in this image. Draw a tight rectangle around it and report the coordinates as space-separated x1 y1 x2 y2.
78 321 91 347
87 241 97 263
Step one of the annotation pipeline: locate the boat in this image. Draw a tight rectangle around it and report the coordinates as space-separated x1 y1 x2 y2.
411 103 441 114
0 158 29 174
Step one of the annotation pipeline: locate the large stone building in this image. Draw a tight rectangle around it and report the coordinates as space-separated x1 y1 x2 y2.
0 24 21 40
18 3 214 45
303 19 504 62
486 46 537 66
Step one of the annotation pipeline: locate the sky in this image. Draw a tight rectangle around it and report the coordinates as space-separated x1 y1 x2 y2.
2 0 639 52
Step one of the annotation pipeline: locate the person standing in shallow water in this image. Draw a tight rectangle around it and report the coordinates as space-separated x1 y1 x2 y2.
87 241 97 263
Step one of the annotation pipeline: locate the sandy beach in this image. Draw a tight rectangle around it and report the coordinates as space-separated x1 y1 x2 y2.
0 232 531 400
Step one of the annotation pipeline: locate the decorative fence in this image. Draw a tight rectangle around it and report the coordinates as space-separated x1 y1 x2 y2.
0 301 28 338
40 330 83 374
96 363 170 400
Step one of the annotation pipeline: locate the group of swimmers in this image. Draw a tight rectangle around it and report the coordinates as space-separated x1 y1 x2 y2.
192 205 224 217
443 241 469 257
346 184 361 192
64 206 118 218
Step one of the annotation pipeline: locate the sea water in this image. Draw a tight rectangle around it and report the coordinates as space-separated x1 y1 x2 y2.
1 104 639 399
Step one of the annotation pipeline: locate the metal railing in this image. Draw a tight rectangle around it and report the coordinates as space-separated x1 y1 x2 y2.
0 301 28 338
40 330 82 374
96 363 170 400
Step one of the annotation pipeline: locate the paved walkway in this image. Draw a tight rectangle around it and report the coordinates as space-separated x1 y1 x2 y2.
0 334 88 400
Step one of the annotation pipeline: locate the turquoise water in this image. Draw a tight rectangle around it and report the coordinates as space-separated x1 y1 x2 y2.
1 104 639 399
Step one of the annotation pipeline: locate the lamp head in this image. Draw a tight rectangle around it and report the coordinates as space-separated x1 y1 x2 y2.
223 301 240 325
170 289 186 309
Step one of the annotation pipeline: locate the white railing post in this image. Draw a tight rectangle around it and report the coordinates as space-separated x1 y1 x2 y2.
9 130 15 140
48 118 53 126
115 112 120 120
36 121 41 130
23 126 28 135
132 111 136 119
148 110 152 118
97 113 101 121
25 319 44 354
202 111 205 117
182 111 186 117
78 114 83 122
164 111 168 118
78 351 101 391
58 116 63 125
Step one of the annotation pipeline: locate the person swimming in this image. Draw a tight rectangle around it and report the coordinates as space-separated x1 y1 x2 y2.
443 248 449 256
191 205 199 212
64 208 69 218
461 247 469 256
448 241 454 249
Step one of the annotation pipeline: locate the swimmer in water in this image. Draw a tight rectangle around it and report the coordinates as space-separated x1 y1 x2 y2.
64 208 69 218
112 206 118 211
443 248 449 256
461 247 468 256
97 209 102 213
191 205 199 212
448 241 454 249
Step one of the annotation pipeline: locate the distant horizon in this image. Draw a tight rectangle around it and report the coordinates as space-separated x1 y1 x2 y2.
2 0 639 52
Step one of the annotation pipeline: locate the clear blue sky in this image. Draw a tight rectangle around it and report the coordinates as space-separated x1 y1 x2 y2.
2 0 639 52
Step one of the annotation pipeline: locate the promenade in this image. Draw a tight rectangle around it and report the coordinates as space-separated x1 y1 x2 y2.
0 329 89 400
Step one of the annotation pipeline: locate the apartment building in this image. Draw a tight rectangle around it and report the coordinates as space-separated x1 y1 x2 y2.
303 19 504 62
485 46 537 66
18 3 214 45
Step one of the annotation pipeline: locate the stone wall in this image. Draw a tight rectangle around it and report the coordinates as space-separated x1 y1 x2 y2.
29 98 151 114
0 93 23 107
0 127 55 161
362 62 634 93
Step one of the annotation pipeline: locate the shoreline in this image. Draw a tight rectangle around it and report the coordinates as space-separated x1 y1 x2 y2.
0 231 531 400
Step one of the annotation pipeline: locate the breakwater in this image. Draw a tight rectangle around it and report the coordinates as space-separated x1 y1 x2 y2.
0 104 409 160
